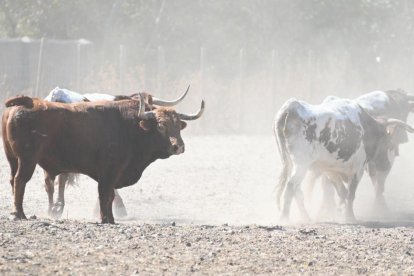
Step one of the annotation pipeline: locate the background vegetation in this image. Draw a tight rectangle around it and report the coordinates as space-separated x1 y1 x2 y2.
1 0 413 133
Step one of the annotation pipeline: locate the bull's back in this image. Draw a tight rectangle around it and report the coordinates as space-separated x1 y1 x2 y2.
277 98 366 166
5 103 129 177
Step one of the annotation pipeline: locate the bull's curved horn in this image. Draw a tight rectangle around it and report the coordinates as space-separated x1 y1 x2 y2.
386 118 414 133
136 93 156 120
152 85 190 106
137 93 145 118
177 100 205 121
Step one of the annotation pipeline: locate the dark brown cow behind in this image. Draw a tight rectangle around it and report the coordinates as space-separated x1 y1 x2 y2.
2 94 204 223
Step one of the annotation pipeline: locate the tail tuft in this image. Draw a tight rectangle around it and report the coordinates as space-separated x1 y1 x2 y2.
66 173 79 186
5 96 34 108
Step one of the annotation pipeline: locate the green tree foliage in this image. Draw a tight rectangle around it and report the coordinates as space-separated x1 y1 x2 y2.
1 0 413 77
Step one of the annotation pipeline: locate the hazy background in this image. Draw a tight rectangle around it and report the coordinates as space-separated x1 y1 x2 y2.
1 0 414 223
2 0 414 134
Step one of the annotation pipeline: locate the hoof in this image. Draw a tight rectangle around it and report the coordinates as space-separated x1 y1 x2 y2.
9 212 26 221
101 217 115 224
49 202 64 219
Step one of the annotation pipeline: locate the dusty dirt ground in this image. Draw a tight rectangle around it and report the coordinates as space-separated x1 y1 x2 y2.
1 135 414 274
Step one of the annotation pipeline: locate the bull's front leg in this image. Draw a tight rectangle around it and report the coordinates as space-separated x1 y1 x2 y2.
367 152 394 215
372 168 391 213
368 165 391 214
345 173 363 223
98 182 115 224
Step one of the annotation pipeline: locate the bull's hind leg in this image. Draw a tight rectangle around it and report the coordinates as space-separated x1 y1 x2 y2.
11 158 36 220
280 167 307 222
44 171 55 216
7 156 18 193
318 175 342 220
50 173 68 218
294 188 310 222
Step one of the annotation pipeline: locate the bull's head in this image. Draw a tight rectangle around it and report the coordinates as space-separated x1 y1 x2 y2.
385 89 414 120
372 118 414 170
135 92 205 158
380 89 414 145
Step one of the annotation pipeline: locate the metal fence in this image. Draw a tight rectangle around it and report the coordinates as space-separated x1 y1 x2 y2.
1 37 414 134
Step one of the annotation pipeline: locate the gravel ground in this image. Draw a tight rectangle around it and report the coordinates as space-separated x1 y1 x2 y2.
2 217 414 274
1 135 414 274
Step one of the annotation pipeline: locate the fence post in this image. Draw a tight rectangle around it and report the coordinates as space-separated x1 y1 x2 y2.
157 45 164 95
270 49 276 107
239 48 245 133
76 42 81 91
35 37 45 97
200 47 204 98
199 47 205 134
119 44 125 92
307 50 313 99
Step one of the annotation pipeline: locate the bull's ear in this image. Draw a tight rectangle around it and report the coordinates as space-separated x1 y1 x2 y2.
139 120 153 131
180 121 187 130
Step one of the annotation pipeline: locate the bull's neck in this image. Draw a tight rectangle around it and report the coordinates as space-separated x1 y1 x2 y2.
358 109 384 162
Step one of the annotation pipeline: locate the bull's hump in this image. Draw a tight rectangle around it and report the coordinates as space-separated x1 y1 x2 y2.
356 91 389 113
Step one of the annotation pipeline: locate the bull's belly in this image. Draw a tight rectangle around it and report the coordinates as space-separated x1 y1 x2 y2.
37 156 98 181
289 138 367 177
310 146 367 177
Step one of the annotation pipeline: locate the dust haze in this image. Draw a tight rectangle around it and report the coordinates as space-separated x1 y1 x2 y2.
1 0 414 224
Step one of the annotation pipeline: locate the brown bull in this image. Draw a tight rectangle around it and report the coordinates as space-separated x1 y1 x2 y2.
3 93 204 223
44 89 191 219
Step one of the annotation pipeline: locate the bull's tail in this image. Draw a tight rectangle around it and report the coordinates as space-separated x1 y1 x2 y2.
56 173 79 187
5 96 34 108
274 110 291 210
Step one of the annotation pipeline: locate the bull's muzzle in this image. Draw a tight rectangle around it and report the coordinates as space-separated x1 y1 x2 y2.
170 137 185 155
172 144 185 155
